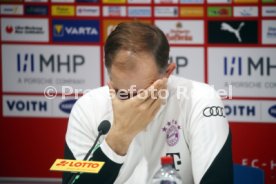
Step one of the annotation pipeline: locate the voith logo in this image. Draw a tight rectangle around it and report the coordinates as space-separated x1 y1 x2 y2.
6 100 48 112
54 25 64 36
223 56 276 76
6 26 13 34
225 105 256 117
221 22 245 42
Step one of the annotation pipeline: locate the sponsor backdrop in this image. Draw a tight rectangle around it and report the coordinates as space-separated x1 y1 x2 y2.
0 0 275 183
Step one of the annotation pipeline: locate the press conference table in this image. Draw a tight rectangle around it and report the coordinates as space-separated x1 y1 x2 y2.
0 183 61 184
0 178 61 184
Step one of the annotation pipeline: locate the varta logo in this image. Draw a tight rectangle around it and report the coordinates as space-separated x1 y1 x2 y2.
52 20 100 42
54 24 64 36
54 24 98 36
64 27 98 35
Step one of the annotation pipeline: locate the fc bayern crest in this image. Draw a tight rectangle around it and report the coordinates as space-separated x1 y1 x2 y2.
162 120 181 147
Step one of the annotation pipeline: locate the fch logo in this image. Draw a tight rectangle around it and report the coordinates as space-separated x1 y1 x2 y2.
54 24 64 36
162 120 181 147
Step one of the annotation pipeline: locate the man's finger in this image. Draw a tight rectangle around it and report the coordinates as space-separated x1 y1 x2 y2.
149 97 163 116
134 78 167 103
108 82 119 101
152 78 168 90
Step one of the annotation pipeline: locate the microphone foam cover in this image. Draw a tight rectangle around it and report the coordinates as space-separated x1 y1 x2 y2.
98 120 111 135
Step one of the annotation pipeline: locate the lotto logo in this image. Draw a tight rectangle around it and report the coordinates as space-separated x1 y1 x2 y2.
50 159 105 173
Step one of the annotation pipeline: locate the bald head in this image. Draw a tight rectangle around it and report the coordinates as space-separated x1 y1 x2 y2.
104 22 169 74
110 50 160 91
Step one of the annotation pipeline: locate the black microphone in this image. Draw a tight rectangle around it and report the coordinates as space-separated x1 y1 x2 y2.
98 120 111 136
68 120 111 184
83 120 111 160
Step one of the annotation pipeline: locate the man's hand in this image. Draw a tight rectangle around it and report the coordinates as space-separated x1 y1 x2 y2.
106 78 167 156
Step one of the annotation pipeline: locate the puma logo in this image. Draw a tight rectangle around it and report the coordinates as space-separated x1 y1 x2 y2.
221 22 245 42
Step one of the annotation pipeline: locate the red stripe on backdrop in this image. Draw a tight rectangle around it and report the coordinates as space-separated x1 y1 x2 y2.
230 122 276 184
0 118 67 178
1 0 276 183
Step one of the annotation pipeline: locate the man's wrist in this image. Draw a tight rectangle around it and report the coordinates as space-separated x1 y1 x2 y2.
105 129 133 156
100 139 126 164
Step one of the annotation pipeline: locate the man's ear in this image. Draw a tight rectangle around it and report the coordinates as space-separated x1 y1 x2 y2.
165 63 176 78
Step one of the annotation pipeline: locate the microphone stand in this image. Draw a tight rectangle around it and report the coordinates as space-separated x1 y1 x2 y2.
68 131 104 184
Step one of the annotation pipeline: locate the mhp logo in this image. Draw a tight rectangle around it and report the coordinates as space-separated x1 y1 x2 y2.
52 19 100 42
223 56 276 76
16 53 85 73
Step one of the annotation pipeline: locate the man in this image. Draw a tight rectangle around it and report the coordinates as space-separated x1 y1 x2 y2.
63 22 233 184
